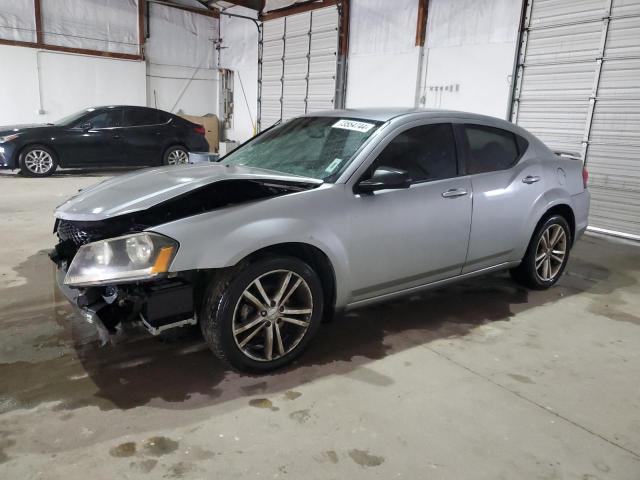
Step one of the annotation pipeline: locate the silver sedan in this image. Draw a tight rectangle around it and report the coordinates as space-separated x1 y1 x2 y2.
52 109 590 372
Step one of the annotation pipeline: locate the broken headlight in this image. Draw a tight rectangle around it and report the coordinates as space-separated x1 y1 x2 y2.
64 232 178 287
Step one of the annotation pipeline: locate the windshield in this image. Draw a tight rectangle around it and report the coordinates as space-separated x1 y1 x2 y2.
221 116 382 181
55 108 96 126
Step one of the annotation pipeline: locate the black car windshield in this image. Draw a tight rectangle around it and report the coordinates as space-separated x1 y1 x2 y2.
221 116 382 181
54 109 96 126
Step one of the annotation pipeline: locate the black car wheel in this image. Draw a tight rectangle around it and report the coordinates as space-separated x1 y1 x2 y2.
201 256 324 372
163 146 189 165
19 145 58 177
510 214 572 290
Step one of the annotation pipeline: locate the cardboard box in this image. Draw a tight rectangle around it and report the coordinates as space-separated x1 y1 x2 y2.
179 114 219 153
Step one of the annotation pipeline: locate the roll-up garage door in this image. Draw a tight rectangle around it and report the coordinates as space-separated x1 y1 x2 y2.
258 5 340 130
511 0 640 239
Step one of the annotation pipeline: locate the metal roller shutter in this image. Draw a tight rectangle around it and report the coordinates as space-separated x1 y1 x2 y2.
512 0 640 239
258 5 340 130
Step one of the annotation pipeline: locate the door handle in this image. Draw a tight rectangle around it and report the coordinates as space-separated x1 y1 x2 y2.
441 188 468 198
522 175 541 184
113 134 122 140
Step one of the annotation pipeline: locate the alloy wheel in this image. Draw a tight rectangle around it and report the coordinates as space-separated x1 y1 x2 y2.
535 224 567 282
232 269 313 362
24 150 54 174
167 149 188 165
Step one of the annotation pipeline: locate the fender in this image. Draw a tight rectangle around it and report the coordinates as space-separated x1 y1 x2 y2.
150 185 353 307
515 187 575 260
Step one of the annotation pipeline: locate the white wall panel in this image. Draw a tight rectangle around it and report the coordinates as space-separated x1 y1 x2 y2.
419 0 521 118
0 44 145 126
145 2 217 69
145 3 219 117
41 0 139 54
0 0 36 42
346 0 419 109
146 63 217 116
219 5 259 142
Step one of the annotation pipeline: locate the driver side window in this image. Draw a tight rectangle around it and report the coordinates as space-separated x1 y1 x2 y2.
79 109 122 129
370 123 458 183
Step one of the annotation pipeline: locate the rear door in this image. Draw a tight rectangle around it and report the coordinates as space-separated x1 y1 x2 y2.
121 107 166 166
458 123 544 273
347 122 473 302
58 108 124 167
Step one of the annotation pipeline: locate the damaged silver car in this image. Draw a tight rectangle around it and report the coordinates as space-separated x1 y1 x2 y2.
51 109 590 372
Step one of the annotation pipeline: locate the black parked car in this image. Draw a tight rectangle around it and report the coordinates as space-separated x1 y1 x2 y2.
0 105 209 177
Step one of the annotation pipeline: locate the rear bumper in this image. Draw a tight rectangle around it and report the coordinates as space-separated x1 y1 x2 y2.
571 189 590 241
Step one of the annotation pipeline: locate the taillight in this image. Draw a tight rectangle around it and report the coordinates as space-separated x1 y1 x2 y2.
194 125 205 135
582 166 589 188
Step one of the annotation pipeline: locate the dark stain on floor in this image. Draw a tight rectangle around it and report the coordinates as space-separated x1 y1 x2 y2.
348 449 385 467
110 441 137 457
0 236 636 417
143 436 179 457
248 398 279 411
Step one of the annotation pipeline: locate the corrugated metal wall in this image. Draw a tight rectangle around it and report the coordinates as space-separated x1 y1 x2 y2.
258 5 339 130
512 0 640 238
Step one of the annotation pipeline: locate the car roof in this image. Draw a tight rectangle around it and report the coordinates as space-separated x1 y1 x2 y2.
307 108 509 124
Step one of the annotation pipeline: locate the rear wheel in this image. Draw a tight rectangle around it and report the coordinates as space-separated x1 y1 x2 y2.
19 145 58 177
510 214 571 290
163 146 189 165
200 256 324 372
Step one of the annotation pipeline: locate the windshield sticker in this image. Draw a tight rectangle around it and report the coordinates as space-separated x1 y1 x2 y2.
332 119 375 133
325 158 343 174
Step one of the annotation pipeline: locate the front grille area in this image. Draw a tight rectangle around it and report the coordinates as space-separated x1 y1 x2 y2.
57 220 103 247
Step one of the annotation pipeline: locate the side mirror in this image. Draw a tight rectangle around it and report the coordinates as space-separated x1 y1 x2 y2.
356 167 412 194
80 122 92 131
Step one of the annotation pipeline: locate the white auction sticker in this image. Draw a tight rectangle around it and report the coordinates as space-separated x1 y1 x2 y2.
325 158 342 173
332 119 375 133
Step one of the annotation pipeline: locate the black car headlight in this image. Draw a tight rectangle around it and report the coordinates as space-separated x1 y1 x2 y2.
64 232 178 287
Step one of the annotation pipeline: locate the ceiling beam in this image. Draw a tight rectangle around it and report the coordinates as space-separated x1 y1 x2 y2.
216 0 264 11
150 0 220 17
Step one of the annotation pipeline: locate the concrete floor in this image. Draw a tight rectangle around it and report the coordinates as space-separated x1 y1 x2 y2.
0 169 639 480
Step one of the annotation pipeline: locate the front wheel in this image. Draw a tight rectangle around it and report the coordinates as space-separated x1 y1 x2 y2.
19 145 58 177
163 146 189 165
200 256 324 372
510 214 571 290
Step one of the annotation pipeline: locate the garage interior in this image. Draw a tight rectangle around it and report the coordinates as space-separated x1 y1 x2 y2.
0 0 639 478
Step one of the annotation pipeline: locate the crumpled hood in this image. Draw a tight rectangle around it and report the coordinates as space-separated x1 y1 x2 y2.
55 163 323 221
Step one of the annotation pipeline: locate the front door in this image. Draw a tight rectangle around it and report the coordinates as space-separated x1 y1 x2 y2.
59 107 124 167
346 123 473 303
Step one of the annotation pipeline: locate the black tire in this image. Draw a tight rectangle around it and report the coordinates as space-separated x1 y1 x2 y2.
510 214 572 290
200 256 324 372
18 144 58 177
162 145 189 165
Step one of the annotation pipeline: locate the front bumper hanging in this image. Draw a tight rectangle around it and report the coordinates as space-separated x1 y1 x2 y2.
51 251 197 343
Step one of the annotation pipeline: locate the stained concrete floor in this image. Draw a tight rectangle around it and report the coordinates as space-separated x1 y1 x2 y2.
0 169 639 479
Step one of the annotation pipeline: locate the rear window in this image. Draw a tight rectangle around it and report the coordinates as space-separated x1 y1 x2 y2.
124 108 160 127
463 125 526 174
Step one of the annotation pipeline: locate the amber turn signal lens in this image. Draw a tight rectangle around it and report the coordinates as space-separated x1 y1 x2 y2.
151 246 175 273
